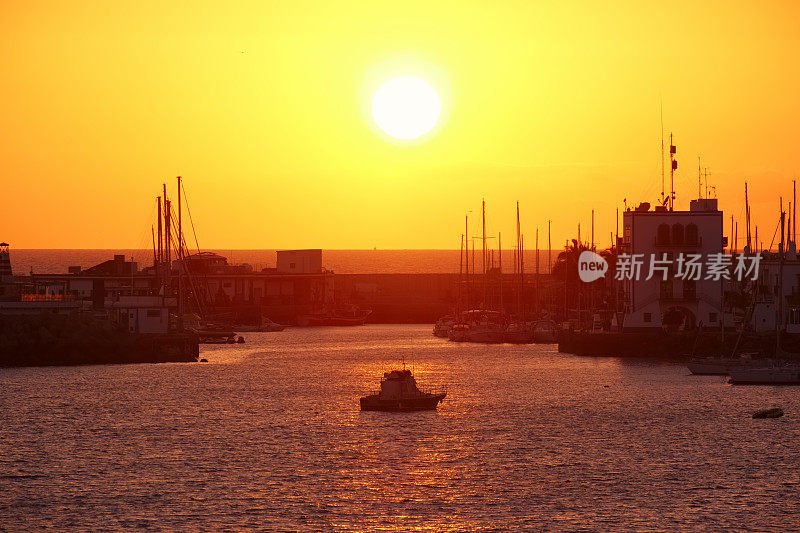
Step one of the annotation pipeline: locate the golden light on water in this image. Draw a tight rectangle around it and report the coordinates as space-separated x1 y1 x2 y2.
371 77 441 140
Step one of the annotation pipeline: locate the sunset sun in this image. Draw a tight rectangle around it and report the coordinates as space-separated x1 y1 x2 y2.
371 76 441 140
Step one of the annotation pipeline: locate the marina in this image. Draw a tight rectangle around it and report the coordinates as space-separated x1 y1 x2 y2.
4 2 800 529
2 324 799 530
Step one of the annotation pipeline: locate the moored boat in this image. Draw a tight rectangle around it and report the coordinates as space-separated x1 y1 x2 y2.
297 308 372 327
503 322 534 344
433 316 455 338
687 353 761 376
360 367 446 412
729 363 800 385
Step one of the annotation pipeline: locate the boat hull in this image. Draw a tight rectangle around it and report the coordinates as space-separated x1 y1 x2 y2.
360 393 446 412
687 360 745 375
503 330 534 344
297 312 371 327
729 367 800 385
467 329 506 344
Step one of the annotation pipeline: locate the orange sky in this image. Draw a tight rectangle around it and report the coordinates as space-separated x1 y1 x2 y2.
2 1 799 250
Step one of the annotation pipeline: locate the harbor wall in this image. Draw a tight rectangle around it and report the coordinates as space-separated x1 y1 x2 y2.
0 313 199 367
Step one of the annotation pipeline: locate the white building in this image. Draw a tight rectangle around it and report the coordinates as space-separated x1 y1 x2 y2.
621 199 726 332
750 254 800 334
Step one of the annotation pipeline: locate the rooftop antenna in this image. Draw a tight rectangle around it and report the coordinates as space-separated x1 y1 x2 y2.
698 157 702 199
669 133 677 211
660 99 665 207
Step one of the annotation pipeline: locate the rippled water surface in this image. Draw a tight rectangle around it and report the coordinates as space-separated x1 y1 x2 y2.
2 325 800 531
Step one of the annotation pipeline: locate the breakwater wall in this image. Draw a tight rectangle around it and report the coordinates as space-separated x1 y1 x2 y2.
0 314 199 367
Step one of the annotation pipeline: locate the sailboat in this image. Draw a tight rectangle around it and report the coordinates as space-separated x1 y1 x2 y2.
729 208 800 384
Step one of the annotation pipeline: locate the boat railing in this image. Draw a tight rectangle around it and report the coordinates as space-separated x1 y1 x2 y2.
367 387 447 397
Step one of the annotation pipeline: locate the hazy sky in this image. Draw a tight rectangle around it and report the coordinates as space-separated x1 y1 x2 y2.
2 1 799 249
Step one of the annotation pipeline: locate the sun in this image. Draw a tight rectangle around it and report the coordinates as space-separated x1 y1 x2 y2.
371 77 441 140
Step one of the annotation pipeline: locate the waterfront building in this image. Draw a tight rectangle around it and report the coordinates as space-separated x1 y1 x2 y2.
620 198 726 332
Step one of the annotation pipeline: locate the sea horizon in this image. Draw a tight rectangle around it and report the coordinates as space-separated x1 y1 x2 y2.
10 248 562 275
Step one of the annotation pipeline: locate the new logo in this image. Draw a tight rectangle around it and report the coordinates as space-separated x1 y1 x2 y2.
578 250 608 282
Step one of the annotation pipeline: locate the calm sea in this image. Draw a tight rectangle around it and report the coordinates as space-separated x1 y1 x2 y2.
10 249 560 275
1 325 799 530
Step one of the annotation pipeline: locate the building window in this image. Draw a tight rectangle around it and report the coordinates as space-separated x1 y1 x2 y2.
290 262 296 269
644 312 652 323
709 312 718 323
686 224 699 245
146 309 161 318
657 224 670 245
672 223 684 245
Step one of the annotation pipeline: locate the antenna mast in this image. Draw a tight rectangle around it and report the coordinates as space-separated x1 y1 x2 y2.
660 100 665 206
698 157 702 199
669 133 677 211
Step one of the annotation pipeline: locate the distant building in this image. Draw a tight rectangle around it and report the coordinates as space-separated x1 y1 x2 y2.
276 249 323 274
620 199 726 332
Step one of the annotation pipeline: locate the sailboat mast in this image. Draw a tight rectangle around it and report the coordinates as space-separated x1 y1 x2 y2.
458 233 464 317
163 183 170 267
465 215 470 310
157 196 163 267
498 233 503 312
151 226 157 268
177 176 183 329
516 202 521 316
482 199 487 307
778 208 786 354
745 182 751 253
535 227 540 317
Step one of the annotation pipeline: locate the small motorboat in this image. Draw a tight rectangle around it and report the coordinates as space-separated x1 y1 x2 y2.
360 367 446 412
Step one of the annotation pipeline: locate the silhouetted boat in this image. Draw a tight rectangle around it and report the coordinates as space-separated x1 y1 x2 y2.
532 320 559 343
687 354 760 376
360 367 446 412
297 308 371 327
503 322 534 344
433 316 455 338
448 323 470 342
233 318 287 332
729 363 800 385
447 309 507 343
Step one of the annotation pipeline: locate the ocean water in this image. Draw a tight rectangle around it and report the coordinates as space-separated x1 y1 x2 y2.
1 325 799 531
10 249 561 275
